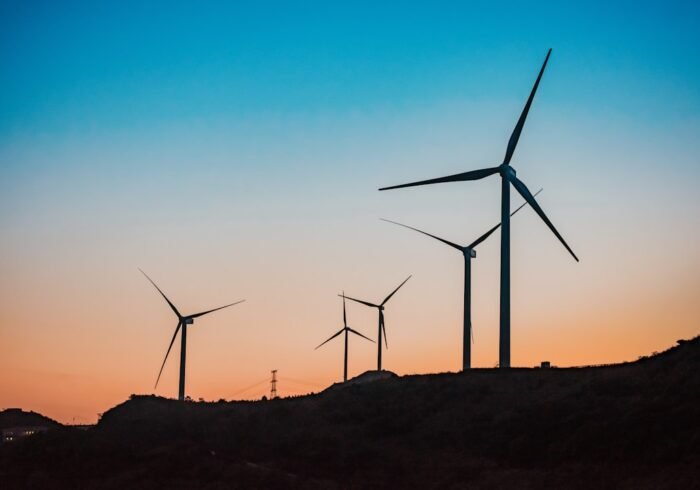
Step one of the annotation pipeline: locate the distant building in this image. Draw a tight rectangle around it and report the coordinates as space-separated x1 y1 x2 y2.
540 361 551 368
2 426 48 443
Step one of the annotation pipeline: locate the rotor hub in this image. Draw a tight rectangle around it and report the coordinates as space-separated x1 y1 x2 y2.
501 165 516 179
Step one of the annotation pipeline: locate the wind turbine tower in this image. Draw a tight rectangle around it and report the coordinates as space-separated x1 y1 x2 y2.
380 49 578 367
316 294 374 382
382 189 540 370
341 276 411 371
140 269 245 400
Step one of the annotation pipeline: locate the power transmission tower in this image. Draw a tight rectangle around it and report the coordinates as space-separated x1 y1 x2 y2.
270 370 278 399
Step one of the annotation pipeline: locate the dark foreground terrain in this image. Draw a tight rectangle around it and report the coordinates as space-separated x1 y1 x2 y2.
2 338 699 489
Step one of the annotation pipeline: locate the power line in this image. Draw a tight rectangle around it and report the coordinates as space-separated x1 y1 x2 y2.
230 377 270 397
229 375 326 400
278 376 326 388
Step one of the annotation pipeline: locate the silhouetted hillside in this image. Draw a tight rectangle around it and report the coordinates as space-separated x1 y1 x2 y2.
0 408 61 429
1 337 698 489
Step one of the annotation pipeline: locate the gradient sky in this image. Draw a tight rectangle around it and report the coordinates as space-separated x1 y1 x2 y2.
1 1 699 424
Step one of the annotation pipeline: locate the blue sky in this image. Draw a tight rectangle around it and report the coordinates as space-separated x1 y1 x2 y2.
2 1 699 220
2 1 699 136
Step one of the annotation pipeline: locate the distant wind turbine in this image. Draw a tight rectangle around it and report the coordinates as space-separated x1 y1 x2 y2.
341 275 411 371
140 269 245 401
315 293 374 382
382 188 541 370
379 49 578 368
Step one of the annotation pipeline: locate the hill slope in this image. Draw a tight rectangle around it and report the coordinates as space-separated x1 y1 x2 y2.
1 338 698 489
0 408 61 430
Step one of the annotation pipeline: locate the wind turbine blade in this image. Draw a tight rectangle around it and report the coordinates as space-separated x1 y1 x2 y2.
314 328 345 350
338 294 379 309
381 219 463 251
379 167 500 191
154 321 181 389
347 327 375 343
342 292 347 327
467 223 499 250
509 176 579 262
381 275 412 306
467 188 542 249
189 299 245 319
139 268 181 318
503 49 551 165
381 316 388 349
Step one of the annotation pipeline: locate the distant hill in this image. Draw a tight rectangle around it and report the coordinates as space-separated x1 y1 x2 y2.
1 337 698 489
0 408 61 430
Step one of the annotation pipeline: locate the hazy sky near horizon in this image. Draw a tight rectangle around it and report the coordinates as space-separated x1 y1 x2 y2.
1 1 699 423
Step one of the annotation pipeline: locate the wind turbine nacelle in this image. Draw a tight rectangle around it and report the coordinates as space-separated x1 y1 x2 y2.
469 249 477 258
184 318 194 324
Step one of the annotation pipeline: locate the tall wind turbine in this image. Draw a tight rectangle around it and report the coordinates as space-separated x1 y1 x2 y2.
382 189 541 371
140 269 245 400
379 49 578 368
341 275 411 371
315 294 374 382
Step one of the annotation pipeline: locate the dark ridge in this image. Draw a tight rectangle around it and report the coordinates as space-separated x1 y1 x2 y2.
325 369 398 390
1 336 698 489
0 408 62 430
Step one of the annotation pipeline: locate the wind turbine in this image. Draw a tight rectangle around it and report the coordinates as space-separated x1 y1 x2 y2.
382 189 541 371
341 275 411 371
315 293 374 382
379 49 578 368
140 269 245 400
